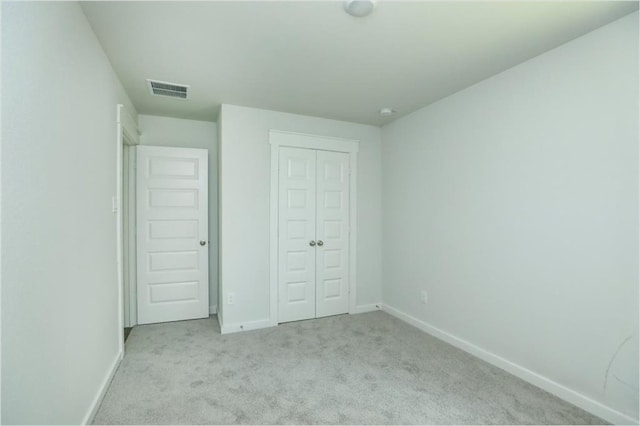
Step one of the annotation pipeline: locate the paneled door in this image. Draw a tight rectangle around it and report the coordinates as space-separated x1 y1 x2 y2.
278 148 317 323
315 150 350 318
136 146 209 325
278 147 350 323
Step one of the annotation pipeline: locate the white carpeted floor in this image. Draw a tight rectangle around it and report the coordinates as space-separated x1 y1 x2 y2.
93 311 606 425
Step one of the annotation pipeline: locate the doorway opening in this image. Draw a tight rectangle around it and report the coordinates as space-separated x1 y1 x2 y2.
117 104 140 352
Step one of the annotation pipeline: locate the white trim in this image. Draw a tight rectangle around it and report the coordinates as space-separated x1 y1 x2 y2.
122 146 130 327
347 155 357 314
209 305 217 315
354 303 382 314
220 318 273 335
119 104 139 146
115 105 124 357
269 130 359 327
381 304 639 426
81 350 122 425
269 138 279 328
126 146 137 327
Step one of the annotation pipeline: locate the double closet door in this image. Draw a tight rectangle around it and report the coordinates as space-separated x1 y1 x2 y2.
278 147 350 323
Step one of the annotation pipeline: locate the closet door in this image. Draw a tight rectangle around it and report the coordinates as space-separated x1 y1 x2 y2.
315 151 350 318
278 147 317 323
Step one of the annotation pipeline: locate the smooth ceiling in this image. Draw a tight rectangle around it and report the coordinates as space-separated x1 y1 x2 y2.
81 1 638 126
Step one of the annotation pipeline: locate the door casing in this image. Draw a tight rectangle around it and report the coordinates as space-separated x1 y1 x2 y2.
269 130 359 327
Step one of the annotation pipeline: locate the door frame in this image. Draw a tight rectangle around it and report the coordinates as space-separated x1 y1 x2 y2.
116 104 139 356
269 130 359 327
122 144 137 328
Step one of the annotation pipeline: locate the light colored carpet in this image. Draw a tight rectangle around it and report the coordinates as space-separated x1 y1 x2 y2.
93 311 605 425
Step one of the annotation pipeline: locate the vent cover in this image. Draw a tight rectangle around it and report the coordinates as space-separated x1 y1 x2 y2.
146 79 189 99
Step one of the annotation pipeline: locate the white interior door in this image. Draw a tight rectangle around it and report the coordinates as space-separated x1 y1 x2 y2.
136 145 209 325
315 150 350 318
278 147 317 323
278 147 350 323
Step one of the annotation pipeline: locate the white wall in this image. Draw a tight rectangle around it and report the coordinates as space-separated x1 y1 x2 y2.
381 12 638 424
138 115 219 314
1 2 137 424
219 104 382 329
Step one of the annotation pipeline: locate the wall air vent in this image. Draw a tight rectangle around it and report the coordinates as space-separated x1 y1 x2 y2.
146 79 189 100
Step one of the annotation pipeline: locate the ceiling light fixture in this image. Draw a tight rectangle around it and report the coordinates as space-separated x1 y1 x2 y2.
344 0 376 17
379 107 395 116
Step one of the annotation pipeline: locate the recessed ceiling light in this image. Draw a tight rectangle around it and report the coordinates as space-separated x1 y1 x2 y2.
379 107 395 116
344 0 376 18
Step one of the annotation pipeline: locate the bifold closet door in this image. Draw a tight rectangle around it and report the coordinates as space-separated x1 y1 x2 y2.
278 147 350 323
278 147 317 323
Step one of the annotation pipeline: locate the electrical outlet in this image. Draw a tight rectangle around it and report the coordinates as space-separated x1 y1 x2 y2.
421 290 428 305
227 292 235 305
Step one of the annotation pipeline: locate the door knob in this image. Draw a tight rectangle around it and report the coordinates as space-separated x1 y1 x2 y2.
309 240 316 247
316 240 324 246
200 240 207 246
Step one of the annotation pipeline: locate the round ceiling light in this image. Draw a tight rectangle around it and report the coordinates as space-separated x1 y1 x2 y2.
379 107 395 116
344 0 376 17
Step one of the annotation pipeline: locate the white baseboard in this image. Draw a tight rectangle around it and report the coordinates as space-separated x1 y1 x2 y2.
209 304 217 315
82 350 122 425
220 318 275 334
381 304 638 426
353 303 382 314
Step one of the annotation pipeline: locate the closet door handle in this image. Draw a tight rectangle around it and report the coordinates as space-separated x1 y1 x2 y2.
316 240 324 246
309 240 316 247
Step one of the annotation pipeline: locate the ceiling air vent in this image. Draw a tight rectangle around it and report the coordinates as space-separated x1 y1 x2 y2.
146 79 189 100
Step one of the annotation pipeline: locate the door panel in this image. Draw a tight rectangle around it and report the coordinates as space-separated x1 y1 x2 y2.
315 150 350 318
137 146 209 325
278 147 317 323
